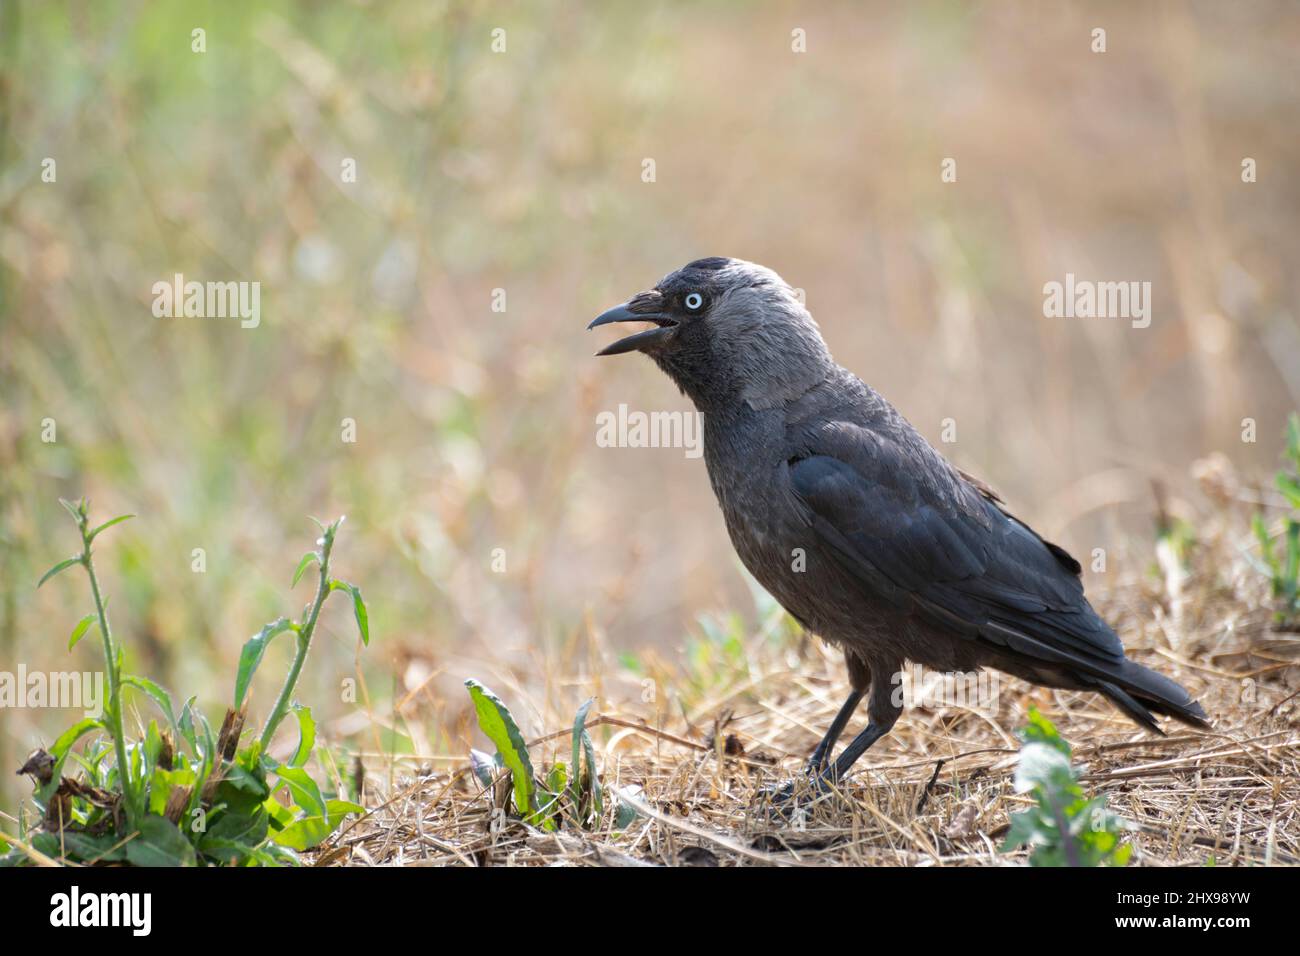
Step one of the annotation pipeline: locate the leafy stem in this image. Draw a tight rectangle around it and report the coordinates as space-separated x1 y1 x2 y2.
48 499 137 825
259 518 337 750
82 540 135 824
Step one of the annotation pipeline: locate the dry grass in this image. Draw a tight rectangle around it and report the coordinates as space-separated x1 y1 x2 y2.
316 488 1300 867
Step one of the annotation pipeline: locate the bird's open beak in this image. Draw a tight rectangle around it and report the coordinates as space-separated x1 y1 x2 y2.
587 291 675 356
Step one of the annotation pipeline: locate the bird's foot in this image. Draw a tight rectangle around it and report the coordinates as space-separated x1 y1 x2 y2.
757 768 837 819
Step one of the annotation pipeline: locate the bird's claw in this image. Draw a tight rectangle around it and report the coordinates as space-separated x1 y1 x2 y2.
758 769 836 818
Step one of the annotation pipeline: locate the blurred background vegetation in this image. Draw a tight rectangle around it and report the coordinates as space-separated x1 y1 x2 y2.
2 1 1298 815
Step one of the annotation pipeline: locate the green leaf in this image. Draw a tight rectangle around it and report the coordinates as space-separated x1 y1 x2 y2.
122 674 176 735
179 704 215 822
52 716 104 760
546 762 568 796
613 785 642 830
141 719 163 778
270 799 362 851
67 613 97 651
1001 808 1044 853
334 799 366 817
233 617 295 708
275 766 326 817
147 765 197 816
289 704 315 768
291 551 319 588
569 697 603 824
350 586 369 645
178 697 199 753
59 831 128 863
31 833 62 860
263 794 297 828
87 513 135 542
198 811 269 864
217 763 271 809
246 843 299 867
536 774 563 832
464 679 538 822
38 556 82 589
571 701 590 791
1018 707 1071 757
125 816 196 867
331 580 369 645
190 705 216 793
35 717 105 804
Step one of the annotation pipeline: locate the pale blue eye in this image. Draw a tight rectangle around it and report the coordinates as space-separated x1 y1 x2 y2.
685 292 703 311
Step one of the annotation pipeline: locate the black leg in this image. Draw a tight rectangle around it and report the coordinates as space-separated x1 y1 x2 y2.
821 666 902 784
824 722 890 782
807 689 863 774
761 658 901 811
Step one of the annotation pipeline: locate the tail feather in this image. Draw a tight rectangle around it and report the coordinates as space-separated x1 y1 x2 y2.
979 618 1211 732
1092 680 1164 734
1103 659 1210 730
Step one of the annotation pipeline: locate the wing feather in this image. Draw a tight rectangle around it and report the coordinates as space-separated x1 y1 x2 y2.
786 424 1124 671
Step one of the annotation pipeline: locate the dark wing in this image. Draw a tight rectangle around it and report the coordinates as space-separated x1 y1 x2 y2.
787 421 1125 671
787 420 1207 729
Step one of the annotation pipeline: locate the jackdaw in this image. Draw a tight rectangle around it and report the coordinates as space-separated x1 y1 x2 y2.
589 257 1209 792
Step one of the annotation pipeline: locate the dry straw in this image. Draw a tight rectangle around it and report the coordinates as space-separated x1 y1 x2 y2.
320 487 1299 867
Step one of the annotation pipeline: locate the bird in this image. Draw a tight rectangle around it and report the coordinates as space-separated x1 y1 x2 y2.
588 256 1209 794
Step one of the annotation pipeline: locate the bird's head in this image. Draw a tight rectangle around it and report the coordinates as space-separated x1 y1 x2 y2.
587 257 833 412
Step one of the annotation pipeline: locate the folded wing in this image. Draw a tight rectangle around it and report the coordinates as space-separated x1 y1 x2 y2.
787 421 1206 729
